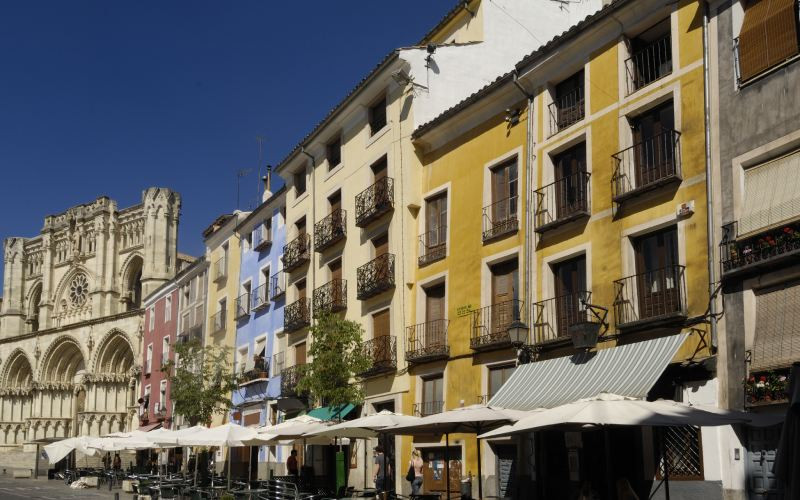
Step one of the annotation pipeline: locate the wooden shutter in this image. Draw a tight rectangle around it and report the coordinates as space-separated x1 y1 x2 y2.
739 0 800 82
491 260 518 305
752 282 800 371
243 412 260 427
425 284 445 323
329 259 342 281
296 279 306 300
372 234 389 256
295 342 306 366
373 309 390 337
740 150 800 235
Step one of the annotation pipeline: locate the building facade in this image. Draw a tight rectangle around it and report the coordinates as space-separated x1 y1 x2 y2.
0 188 181 472
709 0 800 498
140 282 178 429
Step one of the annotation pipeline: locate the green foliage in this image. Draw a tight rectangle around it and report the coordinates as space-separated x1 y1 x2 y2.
165 340 239 426
296 313 372 407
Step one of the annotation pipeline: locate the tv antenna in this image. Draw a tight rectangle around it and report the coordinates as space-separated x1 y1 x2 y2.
256 136 266 200
236 168 253 210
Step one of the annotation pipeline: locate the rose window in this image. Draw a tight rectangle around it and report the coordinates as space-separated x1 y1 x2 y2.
69 274 89 306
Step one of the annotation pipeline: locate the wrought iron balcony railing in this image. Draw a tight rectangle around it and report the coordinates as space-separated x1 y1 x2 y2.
471 299 524 351
253 223 272 251
280 364 306 397
240 357 270 385
532 291 592 345
213 256 227 282
282 234 311 272
235 292 251 319
357 253 395 300
612 130 681 203
252 282 269 311
358 335 397 378
313 279 347 315
406 319 449 364
355 177 394 227
418 226 447 266
720 220 800 278
284 297 311 331
613 265 687 330
270 269 286 300
314 209 347 251
414 401 444 417
534 172 591 233
211 309 226 333
482 197 519 241
625 35 672 94
549 87 584 134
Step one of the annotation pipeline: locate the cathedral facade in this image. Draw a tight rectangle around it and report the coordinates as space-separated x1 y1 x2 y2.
0 188 180 469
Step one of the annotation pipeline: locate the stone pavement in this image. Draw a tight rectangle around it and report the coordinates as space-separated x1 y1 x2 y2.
0 475 134 499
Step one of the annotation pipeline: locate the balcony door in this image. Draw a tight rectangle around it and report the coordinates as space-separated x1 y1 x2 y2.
553 143 587 219
372 309 390 366
553 255 586 338
422 374 443 416
373 233 388 257
632 102 675 187
425 284 446 348
425 193 448 250
490 259 519 336
295 342 306 366
491 159 518 224
634 226 679 319
329 259 343 307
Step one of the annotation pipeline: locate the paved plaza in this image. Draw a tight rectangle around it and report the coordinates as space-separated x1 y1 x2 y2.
0 475 134 500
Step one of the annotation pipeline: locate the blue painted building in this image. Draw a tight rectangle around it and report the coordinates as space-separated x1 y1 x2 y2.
231 182 287 478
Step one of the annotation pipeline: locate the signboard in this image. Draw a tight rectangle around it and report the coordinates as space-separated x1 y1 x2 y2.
456 305 474 317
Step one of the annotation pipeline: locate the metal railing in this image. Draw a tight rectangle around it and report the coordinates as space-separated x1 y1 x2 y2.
280 365 306 397
211 309 226 333
235 292 250 319
531 291 592 345
414 401 444 417
482 197 519 241
406 319 450 363
252 282 270 311
240 358 270 384
213 256 227 282
720 220 800 276
358 336 397 378
625 35 672 94
355 177 394 227
612 130 681 202
533 171 591 232
549 87 584 134
253 223 272 251
284 297 311 331
613 265 687 329
471 299 524 351
313 279 347 315
357 253 395 300
272 351 285 377
270 269 286 300
418 226 447 266
179 304 204 341
314 209 346 251
282 234 311 271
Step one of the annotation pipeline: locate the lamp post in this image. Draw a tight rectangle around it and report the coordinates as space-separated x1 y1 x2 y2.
507 320 533 365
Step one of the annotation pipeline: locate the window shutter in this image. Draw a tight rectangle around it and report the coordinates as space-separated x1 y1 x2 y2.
752 282 800 371
740 150 800 235
373 309 390 337
738 0 799 82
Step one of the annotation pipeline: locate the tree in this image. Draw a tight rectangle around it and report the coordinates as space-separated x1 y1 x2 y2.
296 313 372 407
165 340 239 426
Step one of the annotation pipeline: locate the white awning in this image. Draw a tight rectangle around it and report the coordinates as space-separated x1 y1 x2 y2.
488 333 687 410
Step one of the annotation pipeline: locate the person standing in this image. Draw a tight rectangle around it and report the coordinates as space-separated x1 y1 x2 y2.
408 448 424 495
287 449 299 477
373 445 388 495
112 453 121 471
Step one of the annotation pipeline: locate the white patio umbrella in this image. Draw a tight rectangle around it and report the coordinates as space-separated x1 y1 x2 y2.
257 414 326 441
390 405 531 500
44 436 99 465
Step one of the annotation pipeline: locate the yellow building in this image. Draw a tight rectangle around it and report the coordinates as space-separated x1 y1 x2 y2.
409 0 718 497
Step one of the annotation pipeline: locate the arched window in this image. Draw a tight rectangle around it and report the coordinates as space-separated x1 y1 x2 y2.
124 256 144 311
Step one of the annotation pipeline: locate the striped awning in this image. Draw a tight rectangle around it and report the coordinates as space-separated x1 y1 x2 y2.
488 333 688 410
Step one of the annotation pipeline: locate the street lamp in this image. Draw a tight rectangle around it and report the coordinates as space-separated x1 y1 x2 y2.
507 320 533 365
568 300 609 350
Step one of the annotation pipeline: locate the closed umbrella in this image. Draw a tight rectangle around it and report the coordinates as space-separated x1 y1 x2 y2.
775 362 799 500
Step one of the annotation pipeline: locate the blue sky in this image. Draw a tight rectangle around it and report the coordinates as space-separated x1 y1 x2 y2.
0 1 454 287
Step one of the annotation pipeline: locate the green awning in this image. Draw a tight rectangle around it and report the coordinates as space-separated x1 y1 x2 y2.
307 404 355 421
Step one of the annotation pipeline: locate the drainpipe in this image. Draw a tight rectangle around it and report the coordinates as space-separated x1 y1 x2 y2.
702 2 718 352
300 147 316 327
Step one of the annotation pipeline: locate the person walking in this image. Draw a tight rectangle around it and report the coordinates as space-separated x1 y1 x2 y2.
112 453 121 471
408 448 424 496
374 445 389 496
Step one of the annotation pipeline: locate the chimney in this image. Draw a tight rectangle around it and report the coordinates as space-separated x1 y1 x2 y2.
262 166 273 202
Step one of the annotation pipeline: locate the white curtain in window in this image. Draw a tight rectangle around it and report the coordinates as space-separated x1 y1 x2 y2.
740 150 800 235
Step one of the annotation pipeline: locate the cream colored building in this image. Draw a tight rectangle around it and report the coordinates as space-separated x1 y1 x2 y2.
0 188 181 473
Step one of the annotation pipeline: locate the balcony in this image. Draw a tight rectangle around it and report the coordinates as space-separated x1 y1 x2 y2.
235 292 251 319
482 197 519 242
470 300 524 351
720 220 800 279
549 87 584 134
270 270 286 300
532 291 593 346
280 365 306 397
211 309 226 334
613 265 687 331
282 234 311 272
284 297 311 331
314 209 346 252
413 401 444 417
239 357 270 387
179 306 204 343
253 224 272 251
313 279 347 316
213 257 227 282
612 130 681 203
252 282 270 311
406 320 449 364
355 177 394 227
625 35 672 94
357 253 395 300
358 336 397 378
418 226 447 267
533 172 591 233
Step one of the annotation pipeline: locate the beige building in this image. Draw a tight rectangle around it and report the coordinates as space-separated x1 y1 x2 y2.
0 188 181 473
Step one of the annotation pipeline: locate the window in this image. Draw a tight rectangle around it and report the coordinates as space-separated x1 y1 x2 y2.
552 143 588 220
165 296 172 322
489 364 516 399
737 0 799 83
630 101 677 187
420 192 447 265
550 70 585 133
146 344 153 374
739 149 800 235
372 233 389 257
142 385 151 416
149 306 155 331
488 259 520 337
625 19 672 93
421 374 444 416
329 190 341 213
634 226 681 319
296 279 307 300
159 380 167 413
369 95 387 135
296 217 306 236
237 345 249 373
254 336 267 370
162 336 170 366
373 308 390 338
243 232 252 252
295 341 307 366
484 158 519 240
552 255 587 338
657 426 704 480
294 169 307 196
371 155 388 181
327 135 342 168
